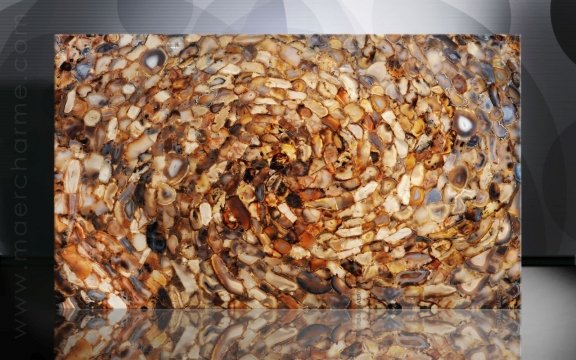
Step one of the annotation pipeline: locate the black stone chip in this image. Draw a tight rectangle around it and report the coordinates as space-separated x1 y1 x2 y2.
146 221 166 253
286 192 302 208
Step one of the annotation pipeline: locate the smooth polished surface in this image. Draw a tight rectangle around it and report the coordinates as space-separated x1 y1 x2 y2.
55 308 520 359
51 267 576 359
54 34 520 310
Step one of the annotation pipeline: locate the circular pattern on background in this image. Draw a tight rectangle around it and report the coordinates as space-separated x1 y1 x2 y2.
118 0 194 33
551 0 576 64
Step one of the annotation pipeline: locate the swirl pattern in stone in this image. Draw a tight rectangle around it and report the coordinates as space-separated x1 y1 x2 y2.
54 34 520 309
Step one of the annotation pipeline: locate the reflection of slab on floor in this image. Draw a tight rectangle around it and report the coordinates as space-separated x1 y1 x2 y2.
55 308 520 359
53 34 521 309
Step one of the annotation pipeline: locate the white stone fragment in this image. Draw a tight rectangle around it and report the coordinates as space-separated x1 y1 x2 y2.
375 227 391 241
153 90 170 103
392 122 405 140
456 114 474 133
122 84 136 95
397 174 411 205
199 202 212 226
411 163 425 186
107 293 127 309
336 226 363 238
394 138 408 159
83 109 102 127
383 195 400 213
289 246 309 260
384 227 412 245
287 90 307 100
326 261 347 278
220 63 241 75
64 90 76 113
98 161 112 183
337 247 361 259
365 61 389 82
354 181 379 202
127 105 141 120
280 44 301 67
265 77 292 89
132 233 147 252
382 110 396 124
265 271 298 292
340 73 359 101
278 203 298 223
382 146 397 168
172 262 198 294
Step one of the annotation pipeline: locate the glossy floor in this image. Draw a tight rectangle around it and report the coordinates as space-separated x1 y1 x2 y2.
56 308 519 359
52 267 576 359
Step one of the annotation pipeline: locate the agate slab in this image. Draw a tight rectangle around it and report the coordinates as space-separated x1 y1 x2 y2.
54 34 520 309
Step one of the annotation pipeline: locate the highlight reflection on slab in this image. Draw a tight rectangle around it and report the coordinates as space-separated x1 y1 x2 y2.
55 309 520 359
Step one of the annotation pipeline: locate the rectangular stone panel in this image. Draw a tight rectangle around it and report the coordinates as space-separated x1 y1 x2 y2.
54 34 520 309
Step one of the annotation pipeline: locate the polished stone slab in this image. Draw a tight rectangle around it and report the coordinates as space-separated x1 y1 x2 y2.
54 34 520 309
